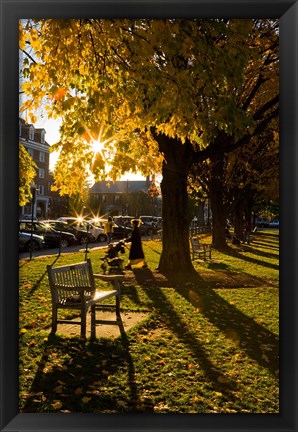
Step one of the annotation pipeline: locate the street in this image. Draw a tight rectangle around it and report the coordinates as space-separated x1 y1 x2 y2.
19 241 110 260
19 234 158 260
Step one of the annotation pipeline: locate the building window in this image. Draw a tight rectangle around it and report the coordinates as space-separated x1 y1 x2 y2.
38 185 44 195
39 151 45 162
29 126 34 141
19 121 22 137
102 195 107 203
39 168 45 179
114 195 120 203
27 148 34 158
41 130 45 144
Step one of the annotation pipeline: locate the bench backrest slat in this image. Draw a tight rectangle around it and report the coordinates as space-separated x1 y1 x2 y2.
47 259 96 304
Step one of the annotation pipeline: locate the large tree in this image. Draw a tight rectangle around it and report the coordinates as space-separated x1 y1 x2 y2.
19 18 278 273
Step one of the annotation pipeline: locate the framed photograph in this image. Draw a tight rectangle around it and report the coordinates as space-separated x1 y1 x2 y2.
1 0 297 431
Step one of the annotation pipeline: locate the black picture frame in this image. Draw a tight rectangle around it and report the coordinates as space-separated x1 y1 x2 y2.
1 0 297 431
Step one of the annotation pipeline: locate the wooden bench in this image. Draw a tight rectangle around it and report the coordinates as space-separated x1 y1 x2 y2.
47 259 124 338
190 235 212 261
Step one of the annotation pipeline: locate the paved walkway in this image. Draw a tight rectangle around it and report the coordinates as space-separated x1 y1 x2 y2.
56 310 149 338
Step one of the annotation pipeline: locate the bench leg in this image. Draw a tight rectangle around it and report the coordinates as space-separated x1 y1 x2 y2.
51 306 57 334
116 294 121 320
80 308 87 339
90 304 96 338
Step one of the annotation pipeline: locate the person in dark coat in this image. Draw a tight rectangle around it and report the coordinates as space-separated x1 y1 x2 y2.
124 219 147 270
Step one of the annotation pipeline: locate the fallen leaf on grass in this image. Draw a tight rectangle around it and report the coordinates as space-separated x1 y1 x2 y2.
53 385 63 394
262 354 270 363
82 397 91 404
52 401 62 409
74 387 83 395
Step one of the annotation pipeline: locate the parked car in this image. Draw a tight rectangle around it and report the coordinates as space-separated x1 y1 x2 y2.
255 217 269 228
111 222 133 239
19 220 77 248
88 218 107 230
139 216 157 226
88 217 132 240
268 219 279 228
113 216 134 226
19 231 45 252
59 217 108 242
82 220 107 242
45 219 94 245
20 215 38 221
140 215 162 229
139 221 158 236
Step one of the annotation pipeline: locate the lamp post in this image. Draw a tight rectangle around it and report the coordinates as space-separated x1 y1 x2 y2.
84 220 90 261
29 185 38 260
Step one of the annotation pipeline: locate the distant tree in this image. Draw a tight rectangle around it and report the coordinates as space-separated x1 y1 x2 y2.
188 20 279 248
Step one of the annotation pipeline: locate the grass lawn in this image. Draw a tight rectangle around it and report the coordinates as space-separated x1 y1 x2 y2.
19 230 279 413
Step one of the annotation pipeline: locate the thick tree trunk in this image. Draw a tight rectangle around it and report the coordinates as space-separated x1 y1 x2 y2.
234 199 244 239
155 135 195 274
209 156 228 250
244 195 254 224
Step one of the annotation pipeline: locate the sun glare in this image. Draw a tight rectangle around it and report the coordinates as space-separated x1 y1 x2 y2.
91 139 104 155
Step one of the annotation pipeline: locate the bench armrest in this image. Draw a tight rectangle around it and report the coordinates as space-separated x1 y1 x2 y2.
94 274 125 282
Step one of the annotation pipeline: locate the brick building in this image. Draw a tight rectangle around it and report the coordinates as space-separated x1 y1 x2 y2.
89 176 162 217
19 118 55 219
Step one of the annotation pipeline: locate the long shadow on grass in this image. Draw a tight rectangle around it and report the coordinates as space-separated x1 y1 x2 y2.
133 269 279 377
202 264 277 289
221 246 279 271
244 246 279 261
143 242 162 256
24 256 61 297
252 241 279 251
173 275 279 376
257 231 279 239
21 333 140 413
132 269 240 398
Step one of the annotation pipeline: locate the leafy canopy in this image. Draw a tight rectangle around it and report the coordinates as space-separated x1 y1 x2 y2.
20 19 257 195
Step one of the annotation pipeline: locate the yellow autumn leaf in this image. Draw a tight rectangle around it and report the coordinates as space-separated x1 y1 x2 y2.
20 328 27 334
215 392 223 397
262 354 270 363
74 387 83 395
82 397 91 404
52 401 62 409
53 385 63 394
